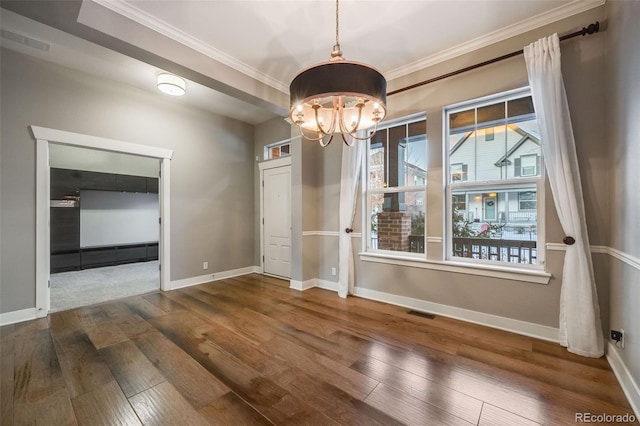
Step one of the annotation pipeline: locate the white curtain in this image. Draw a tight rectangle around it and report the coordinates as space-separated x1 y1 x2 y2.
338 142 363 298
524 34 604 358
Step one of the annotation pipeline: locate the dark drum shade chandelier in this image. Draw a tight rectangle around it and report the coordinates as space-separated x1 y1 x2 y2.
289 0 387 147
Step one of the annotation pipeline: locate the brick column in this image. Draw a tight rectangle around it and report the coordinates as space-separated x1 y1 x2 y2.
377 211 412 251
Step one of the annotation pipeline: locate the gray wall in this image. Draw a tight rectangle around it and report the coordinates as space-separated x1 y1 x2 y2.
0 48 256 313
310 6 609 329
606 0 640 389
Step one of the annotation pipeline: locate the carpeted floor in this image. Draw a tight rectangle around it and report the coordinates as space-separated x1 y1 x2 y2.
50 261 160 312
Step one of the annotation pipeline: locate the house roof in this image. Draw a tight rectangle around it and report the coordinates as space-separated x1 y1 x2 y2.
449 124 540 165
493 125 540 166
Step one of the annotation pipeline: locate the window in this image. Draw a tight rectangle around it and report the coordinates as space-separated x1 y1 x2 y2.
264 140 291 160
517 154 538 176
445 89 543 267
485 128 494 141
366 115 427 255
450 163 468 182
518 191 536 210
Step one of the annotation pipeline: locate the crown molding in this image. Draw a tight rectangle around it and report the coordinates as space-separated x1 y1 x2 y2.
385 0 605 81
90 0 289 93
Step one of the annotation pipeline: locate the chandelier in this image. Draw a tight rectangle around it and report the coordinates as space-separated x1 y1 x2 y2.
289 0 387 147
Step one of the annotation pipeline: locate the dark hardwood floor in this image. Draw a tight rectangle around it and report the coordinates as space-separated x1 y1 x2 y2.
1 273 636 425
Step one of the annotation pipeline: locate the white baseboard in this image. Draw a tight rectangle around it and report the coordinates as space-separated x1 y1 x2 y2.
169 266 259 291
317 279 339 292
289 278 317 291
607 342 640 419
352 286 560 343
289 278 339 292
0 307 38 326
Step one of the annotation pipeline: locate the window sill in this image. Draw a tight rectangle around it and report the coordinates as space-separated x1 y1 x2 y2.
358 252 551 284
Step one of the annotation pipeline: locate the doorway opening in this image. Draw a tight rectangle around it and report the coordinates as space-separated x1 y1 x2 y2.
32 126 173 317
48 145 161 311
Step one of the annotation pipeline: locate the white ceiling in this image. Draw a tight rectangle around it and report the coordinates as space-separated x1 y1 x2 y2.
1 0 604 125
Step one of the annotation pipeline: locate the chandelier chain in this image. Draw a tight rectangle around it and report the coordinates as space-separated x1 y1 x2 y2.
335 0 340 48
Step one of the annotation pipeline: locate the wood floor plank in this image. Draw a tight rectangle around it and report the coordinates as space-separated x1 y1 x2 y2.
122 295 169 320
175 286 363 368
71 379 141 426
410 343 635 425
351 355 483 424
194 313 402 426
142 292 187 313
98 340 166 398
132 330 230 409
75 305 129 349
268 369 406 426
199 392 274 426
1 318 49 357
478 403 543 426
1 353 14 426
282 306 415 351
531 339 611 370
430 315 534 351
129 381 209 426
52 329 115 398
197 282 297 316
462 339 616 382
456 343 626 406
12 328 76 426
365 383 474 426
114 313 159 340
235 307 363 366
260 335 379 401
149 310 338 425
49 307 117 399
48 309 86 350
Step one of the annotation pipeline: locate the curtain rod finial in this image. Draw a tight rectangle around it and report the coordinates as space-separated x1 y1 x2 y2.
583 21 600 36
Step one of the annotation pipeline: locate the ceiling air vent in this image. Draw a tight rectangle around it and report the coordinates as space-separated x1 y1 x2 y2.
1 29 51 52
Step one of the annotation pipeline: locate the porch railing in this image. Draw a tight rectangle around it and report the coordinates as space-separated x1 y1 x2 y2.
452 237 537 264
409 235 425 253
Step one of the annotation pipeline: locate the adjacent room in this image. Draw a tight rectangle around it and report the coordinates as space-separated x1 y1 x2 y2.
1 1 638 425
48 145 160 312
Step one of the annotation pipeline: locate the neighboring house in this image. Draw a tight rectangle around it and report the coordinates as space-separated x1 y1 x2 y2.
449 123 540 239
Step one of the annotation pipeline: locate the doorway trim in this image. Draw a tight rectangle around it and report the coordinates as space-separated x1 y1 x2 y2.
258 155 291 278
31 125 173 318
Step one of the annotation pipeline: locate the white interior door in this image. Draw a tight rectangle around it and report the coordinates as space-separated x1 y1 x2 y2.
263 165 291 278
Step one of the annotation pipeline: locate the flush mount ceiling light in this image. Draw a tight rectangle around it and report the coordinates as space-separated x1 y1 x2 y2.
289 0 387 147
157 73 186 96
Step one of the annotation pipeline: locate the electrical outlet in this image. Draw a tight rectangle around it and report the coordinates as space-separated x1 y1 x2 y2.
611 329 624 348
331 267 337 276
203 261 208 270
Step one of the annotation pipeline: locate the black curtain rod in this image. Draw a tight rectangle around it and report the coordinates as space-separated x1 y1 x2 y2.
387 21 601 97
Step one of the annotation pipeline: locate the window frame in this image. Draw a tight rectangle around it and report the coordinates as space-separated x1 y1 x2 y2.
450 162 468 182
264 139 291 160
518 190 537 211
363 113 427 258
443 87 546 270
